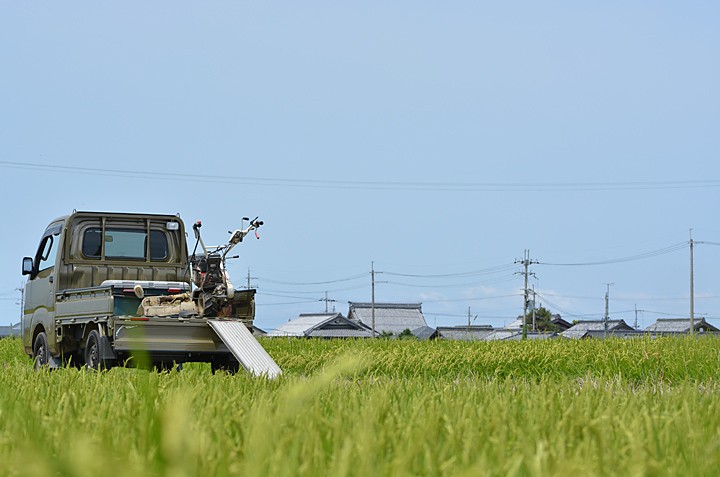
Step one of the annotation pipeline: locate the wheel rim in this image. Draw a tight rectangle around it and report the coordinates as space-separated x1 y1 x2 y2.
34 341 46 368
87 341 99 369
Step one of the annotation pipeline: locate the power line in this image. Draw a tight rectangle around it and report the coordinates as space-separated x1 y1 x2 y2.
539 242 687 266
421 293 521 304
385 275 518 289
382 263 517 278
255 273 367 286
3 160 720 192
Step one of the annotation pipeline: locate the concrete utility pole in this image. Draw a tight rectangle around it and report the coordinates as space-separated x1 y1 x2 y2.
634 304 639 330
690 229 695 336
604 283 614 339
531 285 536 332
322 292 336 313
371 262 376 338
246 268 257 289
515 250 538 340
15 285 24 336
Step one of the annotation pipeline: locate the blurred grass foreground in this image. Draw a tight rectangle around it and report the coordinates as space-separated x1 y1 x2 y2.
1 336 720 476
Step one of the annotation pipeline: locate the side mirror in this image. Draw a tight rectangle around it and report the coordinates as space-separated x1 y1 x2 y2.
22 257 34 276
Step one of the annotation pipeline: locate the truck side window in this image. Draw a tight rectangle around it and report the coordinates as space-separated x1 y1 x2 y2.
37 234 58 273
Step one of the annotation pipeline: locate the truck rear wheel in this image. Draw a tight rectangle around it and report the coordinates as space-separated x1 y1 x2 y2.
85 330 109 370
211 358 240 374
32 332 49 369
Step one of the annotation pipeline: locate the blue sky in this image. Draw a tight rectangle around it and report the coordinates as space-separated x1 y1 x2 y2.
1 2 718 331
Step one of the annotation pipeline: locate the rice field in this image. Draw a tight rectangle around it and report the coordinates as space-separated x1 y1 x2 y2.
1 336 720 476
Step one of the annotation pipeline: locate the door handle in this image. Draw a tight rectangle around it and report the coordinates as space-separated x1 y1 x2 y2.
49 276 54 283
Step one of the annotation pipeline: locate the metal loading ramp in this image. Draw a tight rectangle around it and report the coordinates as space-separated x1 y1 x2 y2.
208 320 282 379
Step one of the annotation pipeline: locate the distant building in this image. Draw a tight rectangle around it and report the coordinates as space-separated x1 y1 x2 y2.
506 315 571 332
645 318 719 335
0 323 21 339
347 302 437 340
503 331 558 341
437 325 495 341
267 312 376 339
252 326 267 337
561 319 636 339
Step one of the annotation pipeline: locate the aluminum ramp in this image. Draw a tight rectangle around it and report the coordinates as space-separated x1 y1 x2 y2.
208 320 282 379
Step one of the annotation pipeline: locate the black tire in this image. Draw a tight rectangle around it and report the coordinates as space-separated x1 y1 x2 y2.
32 332 49 369
84 330 108 370
200 292 219 317
211 358 240 375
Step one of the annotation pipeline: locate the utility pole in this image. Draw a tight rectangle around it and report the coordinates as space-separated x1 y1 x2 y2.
369 262 386 339
15 285 24 336
690 229 695 337
634 304 639 330
515 250 538 340
322 292 336 313
531 285 536 332
467 306 471 335
246 268 257 290
371 261 376 338
604 283 614 338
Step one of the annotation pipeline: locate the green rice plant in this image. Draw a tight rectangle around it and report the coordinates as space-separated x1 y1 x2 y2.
1 336 720 476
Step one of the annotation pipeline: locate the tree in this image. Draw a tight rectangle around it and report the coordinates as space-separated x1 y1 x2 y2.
531 307 559 332
398 328 415 340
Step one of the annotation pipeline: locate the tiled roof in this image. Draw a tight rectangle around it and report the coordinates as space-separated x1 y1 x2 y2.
484 329 519 341
268 313 373 338
0 323 21 338
561 319 635 339
437 326 495 341
507 315 572 331
645 318 719 333
348 302 428 336
503 332 558 341
412 326 438 341
307 329 375 338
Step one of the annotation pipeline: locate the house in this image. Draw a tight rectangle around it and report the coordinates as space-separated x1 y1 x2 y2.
0 323 21 339
503 331 558 341
267 312 376 339
437 325 495 341
644 318 719 335
252 326 267 337
506 314 572 332
484 329 520 341
561 319 636 339
347 302 437 340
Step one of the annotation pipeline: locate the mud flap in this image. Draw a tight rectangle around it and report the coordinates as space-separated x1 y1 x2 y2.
207 320 282 379
48 355 63 369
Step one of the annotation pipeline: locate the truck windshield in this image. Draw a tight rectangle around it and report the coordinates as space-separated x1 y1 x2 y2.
82 228 169 260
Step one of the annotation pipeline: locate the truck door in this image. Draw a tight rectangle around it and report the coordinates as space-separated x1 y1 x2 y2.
23 223 63 355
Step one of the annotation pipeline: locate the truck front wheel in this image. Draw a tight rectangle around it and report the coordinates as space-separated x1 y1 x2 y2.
32 332 49 369
84 330 108 370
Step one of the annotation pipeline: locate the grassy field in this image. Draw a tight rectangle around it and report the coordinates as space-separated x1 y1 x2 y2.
1 336 720 476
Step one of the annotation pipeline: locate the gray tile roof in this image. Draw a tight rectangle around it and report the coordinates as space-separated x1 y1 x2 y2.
0 323 21 338
307 329 375 338
503 331 558 341
268 313 374 338
561 319 635 339
506 315 571 331
484 329 519 341
412 326 438 341
348 302 428 336
644 318 719 333
582 330 645 339
437 326 495 341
